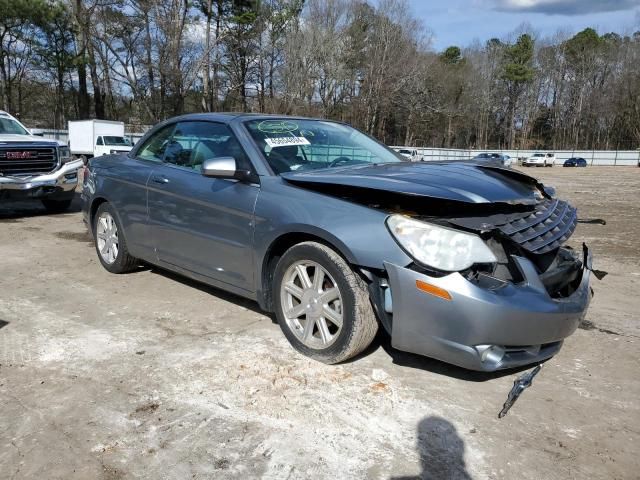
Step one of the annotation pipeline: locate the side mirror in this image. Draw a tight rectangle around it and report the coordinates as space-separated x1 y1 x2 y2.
201 156 251 181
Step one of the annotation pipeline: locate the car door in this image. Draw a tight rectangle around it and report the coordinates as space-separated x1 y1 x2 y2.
103 124 175 260
147 120 259 292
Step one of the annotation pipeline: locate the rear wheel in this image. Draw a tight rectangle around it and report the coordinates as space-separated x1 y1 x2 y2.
41 198 73 213
93 202 138 273
273 241 378 364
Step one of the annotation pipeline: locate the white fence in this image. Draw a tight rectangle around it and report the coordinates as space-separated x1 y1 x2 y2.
28 129 640 166
392 147 640 166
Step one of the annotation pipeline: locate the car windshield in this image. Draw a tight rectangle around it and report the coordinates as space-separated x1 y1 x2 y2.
398 149 412 154
244 119 403 174
533 153 544 157
0 117 29 135
103 136 131 146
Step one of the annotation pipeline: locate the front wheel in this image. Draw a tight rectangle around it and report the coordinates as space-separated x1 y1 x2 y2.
273 242 378 364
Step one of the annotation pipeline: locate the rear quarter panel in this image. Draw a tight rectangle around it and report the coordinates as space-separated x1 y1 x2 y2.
86 154 155 259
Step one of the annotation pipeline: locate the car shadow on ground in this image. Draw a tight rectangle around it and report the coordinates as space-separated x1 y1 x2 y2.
147 266 269 317
390 416 472 480
144 266 534 381
0 192 83 220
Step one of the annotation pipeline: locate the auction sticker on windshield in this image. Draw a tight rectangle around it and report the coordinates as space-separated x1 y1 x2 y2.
265 136 311 148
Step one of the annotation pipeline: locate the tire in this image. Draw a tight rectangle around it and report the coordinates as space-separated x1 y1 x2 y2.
93 202 138 274
41 198 73 213
273 241 378 364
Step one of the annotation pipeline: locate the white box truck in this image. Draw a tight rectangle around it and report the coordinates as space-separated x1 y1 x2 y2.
68 119 133 160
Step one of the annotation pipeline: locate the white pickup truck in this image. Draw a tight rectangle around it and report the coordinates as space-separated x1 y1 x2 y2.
68 119 133 161
523 152 555 167
0 110 83 212
396 148 422 162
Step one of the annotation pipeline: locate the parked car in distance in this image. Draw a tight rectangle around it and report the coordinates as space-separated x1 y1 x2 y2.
0 110 83 212
472 153 512 167
501 154 513 167
68 119 133 162
563 157 587 167
396 148 421 162
83 113 594 371
523 152 555 167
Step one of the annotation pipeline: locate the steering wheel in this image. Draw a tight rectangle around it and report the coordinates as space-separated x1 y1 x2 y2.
328 156 352 168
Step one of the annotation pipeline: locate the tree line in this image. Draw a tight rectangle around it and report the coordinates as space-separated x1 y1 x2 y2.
1 0 639 150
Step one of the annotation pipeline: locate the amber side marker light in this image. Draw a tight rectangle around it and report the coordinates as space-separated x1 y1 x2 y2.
415 280 452 301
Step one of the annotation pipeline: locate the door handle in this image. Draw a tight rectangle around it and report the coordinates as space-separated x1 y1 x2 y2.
151 175 169 184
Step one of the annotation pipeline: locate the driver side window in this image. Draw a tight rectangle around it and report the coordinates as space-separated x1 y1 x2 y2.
163 121 251 172
136 124 175 162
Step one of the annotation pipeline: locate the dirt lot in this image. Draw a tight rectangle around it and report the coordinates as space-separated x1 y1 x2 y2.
0 166 638 479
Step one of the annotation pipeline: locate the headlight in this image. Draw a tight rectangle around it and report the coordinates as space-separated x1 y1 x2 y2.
58 146 72 163
386 215 497 272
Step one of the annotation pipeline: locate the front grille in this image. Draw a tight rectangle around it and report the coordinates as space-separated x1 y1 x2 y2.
0 147 58 176
497 199 577 254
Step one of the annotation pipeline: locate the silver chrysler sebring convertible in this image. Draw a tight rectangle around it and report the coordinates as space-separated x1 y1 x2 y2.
82 113 596 371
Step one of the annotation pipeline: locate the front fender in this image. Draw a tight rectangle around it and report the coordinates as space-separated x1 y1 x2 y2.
253 177 412 297
259 222 359 264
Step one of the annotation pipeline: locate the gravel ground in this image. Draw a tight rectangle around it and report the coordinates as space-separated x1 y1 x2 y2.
0 166 638 479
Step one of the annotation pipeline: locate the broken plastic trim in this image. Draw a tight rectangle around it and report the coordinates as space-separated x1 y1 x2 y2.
582 243 608 280
498 364 542 418
577 218 607 225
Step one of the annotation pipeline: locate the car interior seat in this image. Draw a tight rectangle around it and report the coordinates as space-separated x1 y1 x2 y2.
268 145 304 174
164 140 190 166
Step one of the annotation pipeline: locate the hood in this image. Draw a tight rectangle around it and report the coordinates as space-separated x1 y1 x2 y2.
0 133 65 146
281 162 548 205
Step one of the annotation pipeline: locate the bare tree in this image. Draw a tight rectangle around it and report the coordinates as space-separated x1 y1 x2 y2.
1 0 639 150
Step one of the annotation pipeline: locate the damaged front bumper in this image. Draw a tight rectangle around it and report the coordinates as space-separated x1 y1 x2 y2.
0 159 83 199
384 247 592 371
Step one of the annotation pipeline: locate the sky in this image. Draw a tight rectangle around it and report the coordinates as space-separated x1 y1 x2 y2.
408 0 640 50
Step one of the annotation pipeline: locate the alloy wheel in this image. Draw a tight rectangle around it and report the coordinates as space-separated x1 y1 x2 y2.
280 260 343 348
96 211 119 264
